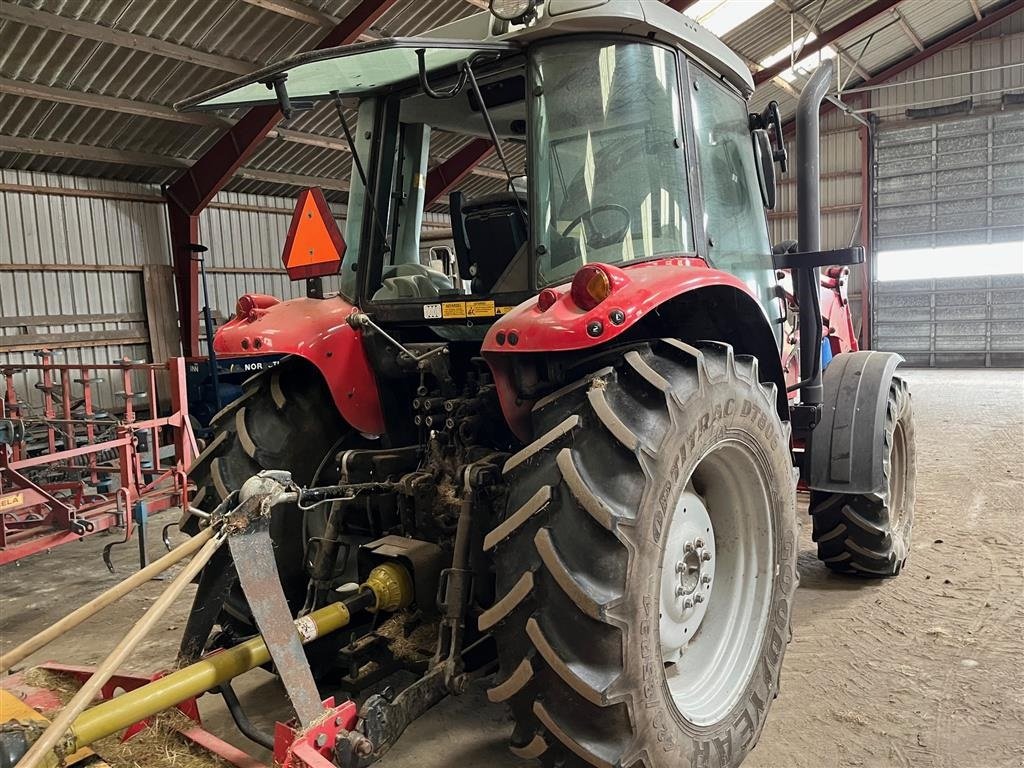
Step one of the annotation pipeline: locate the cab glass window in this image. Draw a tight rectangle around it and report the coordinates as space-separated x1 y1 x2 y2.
689 64 777 319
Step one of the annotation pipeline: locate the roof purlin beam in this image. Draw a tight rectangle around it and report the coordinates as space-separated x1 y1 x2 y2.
0 3 255 75
891 8 925 51
237 0 377 41
0 77 231 128
0 135 354 193
238 0 340 28
756 0 902 85
772 0 872 81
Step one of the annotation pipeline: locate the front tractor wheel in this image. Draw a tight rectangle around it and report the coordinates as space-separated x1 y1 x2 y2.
810 375 916 577
485 341 798 768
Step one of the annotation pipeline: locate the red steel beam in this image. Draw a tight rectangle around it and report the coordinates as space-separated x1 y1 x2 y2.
164 0 398 355
424 139 496 206
754 0 902 86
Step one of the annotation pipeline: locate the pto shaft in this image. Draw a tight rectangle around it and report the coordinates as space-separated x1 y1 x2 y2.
71 600 354 750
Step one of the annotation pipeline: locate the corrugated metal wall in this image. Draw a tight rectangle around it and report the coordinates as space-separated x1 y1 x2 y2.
867 21 1024 366
1 169 167 408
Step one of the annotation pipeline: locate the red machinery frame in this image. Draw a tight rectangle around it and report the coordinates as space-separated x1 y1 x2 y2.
0 356 196 565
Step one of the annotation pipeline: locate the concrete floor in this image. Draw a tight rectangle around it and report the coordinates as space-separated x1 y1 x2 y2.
2 368 1022 767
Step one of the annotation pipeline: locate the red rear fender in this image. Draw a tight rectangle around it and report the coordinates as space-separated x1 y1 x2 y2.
481 258 758 354
214 294 385 436
482 258 782 441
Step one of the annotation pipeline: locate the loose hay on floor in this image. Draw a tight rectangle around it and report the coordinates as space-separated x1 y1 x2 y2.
21 668 231 768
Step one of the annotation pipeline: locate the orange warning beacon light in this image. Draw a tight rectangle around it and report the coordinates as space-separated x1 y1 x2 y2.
281 187 346 281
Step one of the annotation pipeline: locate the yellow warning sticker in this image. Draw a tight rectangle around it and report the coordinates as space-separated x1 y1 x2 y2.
441 302 467 319
467 300 496 318
496 306 516 315
0 492 24 512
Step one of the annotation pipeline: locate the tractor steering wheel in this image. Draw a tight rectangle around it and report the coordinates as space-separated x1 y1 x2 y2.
561 204 631 251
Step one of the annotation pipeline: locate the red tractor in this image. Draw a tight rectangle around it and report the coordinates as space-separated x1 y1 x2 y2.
175 2 917 766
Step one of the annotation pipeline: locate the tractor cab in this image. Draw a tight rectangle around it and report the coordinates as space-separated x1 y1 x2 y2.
180 1 786 343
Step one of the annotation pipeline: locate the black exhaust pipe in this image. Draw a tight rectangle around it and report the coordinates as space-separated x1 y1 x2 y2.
794 59 835 408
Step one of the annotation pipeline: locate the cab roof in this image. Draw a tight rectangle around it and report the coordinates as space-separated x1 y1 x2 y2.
176 0 754 112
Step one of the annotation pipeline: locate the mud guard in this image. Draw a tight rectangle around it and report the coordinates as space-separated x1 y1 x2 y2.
214 294 385 436
805 350 904 495
482 259 788 442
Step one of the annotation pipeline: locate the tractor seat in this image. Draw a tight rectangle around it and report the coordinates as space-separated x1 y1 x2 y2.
450 190 528 295
373 263 453 301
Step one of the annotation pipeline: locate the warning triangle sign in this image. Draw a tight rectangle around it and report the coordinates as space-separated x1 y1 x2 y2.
281 187 346 280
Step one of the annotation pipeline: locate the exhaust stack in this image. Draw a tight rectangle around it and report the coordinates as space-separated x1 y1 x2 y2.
794 59 835 407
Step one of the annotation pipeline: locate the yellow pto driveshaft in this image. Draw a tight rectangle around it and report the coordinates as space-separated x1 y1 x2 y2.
12 562 411 768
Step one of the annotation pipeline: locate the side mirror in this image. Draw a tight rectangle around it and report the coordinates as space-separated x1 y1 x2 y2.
752 128 777 210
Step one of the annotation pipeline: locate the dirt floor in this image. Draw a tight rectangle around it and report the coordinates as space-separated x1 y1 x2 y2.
1 368 1022 768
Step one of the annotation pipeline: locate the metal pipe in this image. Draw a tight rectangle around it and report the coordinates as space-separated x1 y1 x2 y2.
196 254 222 413
797 59 834 253
0 526 216 674
16 528 227 768
795 59 835 407
839 61 1024 94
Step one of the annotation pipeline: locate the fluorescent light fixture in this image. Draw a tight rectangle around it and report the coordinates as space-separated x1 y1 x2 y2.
760 34 837 82
876 242 1024 281
685 0 773 37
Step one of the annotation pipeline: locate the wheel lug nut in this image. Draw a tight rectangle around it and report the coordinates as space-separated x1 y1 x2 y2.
684 542 695 553
693 594 704 604
695 538 705 548
683 597 694 609
701 551 712 562
675 586 685 597
675 561 685 574
701 574 711 584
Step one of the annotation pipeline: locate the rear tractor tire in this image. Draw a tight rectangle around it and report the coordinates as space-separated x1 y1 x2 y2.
810 375 916 577
187 358 347 627
484 340 798 768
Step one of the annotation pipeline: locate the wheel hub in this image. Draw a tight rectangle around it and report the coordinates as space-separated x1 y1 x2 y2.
660 490 716 663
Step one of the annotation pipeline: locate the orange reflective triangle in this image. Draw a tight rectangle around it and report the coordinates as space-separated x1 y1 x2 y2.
281 187 346 280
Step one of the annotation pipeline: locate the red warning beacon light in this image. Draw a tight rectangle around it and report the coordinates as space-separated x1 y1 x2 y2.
281 187 346 281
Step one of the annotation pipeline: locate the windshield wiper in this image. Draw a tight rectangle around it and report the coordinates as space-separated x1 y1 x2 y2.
331 90 392 259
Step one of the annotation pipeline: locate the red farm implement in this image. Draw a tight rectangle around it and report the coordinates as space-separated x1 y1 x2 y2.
0 354 196 566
